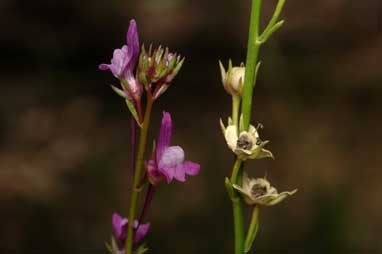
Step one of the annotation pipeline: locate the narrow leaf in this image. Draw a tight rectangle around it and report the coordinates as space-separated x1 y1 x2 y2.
245 207 260 253
125 99 141 127
110 85 126 98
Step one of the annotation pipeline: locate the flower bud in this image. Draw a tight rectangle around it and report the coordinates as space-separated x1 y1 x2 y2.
137 44 184 98
138 46 184 87
219 60 245 96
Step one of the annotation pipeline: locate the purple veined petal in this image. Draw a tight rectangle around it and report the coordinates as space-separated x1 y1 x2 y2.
134 222 150 243
126 19 140 71
112 213 128 241
120 45 133 72
99 46 131 79
174 164 186 182
158 165 175 183
183 160 201 176
99 63 110 71
112 47 131 77
156 112 172 161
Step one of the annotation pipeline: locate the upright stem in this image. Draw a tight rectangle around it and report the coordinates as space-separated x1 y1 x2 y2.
230 1 262 253
125 97 154 254
230 159 244 254
232 96 240 129
242 0 262 131
130 117 137 177
244 206 260 252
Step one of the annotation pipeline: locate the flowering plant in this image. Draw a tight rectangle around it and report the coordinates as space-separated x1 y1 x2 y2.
99 0 296 252
100 19 200 254
218 0 297 253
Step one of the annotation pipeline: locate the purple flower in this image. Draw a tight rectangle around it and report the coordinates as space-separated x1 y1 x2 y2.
147 112 200 185
112 213 150 244
99 19 142 102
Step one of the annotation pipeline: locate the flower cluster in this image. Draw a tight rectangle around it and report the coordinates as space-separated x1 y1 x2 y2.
219 67 296 205
137 46 184 100
99 20 184 125
100 19 200 254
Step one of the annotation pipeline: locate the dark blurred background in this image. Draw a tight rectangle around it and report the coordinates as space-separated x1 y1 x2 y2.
0 0 381 253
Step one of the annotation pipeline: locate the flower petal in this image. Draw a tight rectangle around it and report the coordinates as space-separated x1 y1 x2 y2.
159 146 185 168
252 190 297 206
134 222 150 243
159 165 175 183
225 125 238 152
183 160 200 176
156 112 172 161
126 19 140 70
174 164 186 182
248 140 271 159
99 63 110 71
112 213 128 241
112 48 131 78
232 184 256 205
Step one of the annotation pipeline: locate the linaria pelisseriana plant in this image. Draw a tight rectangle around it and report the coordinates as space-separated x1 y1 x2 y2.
219 0 297 253
100 20 200 254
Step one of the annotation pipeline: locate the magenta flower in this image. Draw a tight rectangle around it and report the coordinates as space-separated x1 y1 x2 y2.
147 112 200 185
99 19 142 102
112 213 150 244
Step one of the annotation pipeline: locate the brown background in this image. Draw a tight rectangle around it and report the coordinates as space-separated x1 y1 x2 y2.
0 0 381 253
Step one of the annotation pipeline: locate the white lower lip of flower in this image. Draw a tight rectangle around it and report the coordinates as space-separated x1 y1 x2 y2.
224 125 238 152
160 146 185 167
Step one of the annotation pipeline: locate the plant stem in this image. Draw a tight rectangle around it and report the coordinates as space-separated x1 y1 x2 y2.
139 184 156 223
230 159 243 184
130 117 137 177
230 159 244 254
230 2 262 253
232 95 240 129
125 97 154 254
242 0 262 131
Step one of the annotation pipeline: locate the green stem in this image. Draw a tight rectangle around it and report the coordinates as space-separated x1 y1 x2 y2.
230 159 243 184
242 0 262 131
232 95 240 129
125 97 154 254
230 159 244 254
259 0 285 42
232 198 245 254
244 206 260 252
